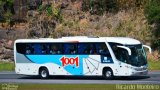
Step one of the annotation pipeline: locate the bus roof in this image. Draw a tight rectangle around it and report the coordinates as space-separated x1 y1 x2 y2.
106 37 141 45
15 36 141 45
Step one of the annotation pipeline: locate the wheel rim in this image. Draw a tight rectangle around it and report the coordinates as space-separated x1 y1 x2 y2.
105 71 112 78
41 70 47 78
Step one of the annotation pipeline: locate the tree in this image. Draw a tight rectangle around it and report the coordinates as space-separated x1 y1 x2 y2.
0 0 14 29
145 0 160 50
145 0 160 23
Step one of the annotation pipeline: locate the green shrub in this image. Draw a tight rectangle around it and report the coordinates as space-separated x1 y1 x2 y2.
0 0 14 23
145 0 160 23
46 5 53 16
145 0 160 50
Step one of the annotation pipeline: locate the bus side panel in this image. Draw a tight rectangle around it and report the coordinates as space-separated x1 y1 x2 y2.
15 53 115 76
15 63 72 75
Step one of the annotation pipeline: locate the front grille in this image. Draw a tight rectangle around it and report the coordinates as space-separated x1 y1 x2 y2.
135 67 147 71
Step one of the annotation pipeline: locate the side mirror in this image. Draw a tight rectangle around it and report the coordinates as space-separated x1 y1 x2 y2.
117 45 131 55
143 45 152 53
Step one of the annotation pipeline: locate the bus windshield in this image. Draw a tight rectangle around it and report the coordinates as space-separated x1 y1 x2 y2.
109 43 147 67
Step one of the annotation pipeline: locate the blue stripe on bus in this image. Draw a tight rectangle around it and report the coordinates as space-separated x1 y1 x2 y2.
25 55 88 75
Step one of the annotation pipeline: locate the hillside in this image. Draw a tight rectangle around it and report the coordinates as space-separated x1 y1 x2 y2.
0 0 160 62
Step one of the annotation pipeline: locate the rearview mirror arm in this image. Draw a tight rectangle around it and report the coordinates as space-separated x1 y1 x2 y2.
143 45 152 53
117 45 132 55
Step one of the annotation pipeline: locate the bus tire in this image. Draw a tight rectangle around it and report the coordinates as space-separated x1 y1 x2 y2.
103 68 114 80
39 67 49 79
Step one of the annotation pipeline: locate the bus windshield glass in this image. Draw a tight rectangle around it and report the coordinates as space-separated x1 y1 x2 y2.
109 43 147 67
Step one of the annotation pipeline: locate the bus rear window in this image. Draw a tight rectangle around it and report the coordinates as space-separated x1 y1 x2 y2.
16 43 26 54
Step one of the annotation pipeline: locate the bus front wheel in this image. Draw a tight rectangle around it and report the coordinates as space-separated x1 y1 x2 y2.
39 67 49 79
103 68 114 80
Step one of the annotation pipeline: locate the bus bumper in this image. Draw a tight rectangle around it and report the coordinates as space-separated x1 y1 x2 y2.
130 70 148 76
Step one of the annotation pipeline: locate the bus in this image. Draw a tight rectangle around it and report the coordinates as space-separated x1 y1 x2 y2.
14 36 151 79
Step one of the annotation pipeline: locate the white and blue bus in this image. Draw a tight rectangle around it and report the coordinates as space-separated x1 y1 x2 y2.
14 36 151 79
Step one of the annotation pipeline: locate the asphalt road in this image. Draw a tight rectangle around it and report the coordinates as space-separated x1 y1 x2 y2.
0 71 160 84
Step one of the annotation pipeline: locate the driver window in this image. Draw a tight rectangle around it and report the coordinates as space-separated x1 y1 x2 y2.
96 43 111 57
109 42 129 63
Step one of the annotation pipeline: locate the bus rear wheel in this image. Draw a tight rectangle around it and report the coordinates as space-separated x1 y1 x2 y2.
103 68 114 80
39 68 49 79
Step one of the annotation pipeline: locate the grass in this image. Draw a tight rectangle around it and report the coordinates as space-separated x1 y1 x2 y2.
0 62 14 71
17 84 115 90
1 84 159 90
147 60 160 70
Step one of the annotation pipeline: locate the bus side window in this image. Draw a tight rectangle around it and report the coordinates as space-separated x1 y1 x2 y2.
64 43 77 54
41 44 48 54
70 44 77 54
87 44 96 54
16 43 26 54
33 44 42 54
96 43 111 57
49 44 62 54
26 44 34 54
26 44 31 54
57 44 63 54
78 43 84 54
78 43 97 54
49 44 56 54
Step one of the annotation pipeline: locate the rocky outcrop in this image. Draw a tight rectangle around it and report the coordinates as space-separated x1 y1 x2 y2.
0 39 14 62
